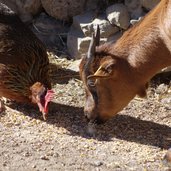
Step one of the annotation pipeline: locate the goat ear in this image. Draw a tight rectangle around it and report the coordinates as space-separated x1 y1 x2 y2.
87 60 116 80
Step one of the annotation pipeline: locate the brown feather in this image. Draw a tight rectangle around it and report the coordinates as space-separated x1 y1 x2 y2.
0 3 52 115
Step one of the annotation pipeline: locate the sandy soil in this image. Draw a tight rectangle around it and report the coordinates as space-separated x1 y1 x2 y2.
0 56 171 171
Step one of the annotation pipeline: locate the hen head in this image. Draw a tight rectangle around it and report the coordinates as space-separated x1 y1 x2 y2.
30 82 54 120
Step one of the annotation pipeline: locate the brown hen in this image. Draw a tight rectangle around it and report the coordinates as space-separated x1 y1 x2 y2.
0 3 54 120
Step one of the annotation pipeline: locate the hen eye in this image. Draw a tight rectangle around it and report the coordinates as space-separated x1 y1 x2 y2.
87 79 96 87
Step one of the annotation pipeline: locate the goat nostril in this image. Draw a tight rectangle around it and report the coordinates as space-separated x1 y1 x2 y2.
84 114 90 122
87 116 105 125
95 117 105 125
84 111 105 124
84 111 91 121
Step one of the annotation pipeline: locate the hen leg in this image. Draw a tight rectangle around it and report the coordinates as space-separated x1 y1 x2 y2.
0 98 6 113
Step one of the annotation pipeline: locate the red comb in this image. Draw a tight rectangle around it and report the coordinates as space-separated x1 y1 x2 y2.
44 89 54 113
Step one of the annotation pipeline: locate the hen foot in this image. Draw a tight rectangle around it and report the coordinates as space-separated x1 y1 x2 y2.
0 98 6 113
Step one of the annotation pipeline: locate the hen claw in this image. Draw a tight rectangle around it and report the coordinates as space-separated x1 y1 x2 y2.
0 100 6 113
42 113 47 120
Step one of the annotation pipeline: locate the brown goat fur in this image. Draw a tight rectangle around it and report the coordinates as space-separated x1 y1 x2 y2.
79 0 171 123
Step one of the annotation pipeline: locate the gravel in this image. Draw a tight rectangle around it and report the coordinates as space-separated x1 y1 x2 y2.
0 56 171 171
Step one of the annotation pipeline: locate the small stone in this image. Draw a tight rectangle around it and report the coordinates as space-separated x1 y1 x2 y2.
3 162 7 166
92 161 103 167
156 84 168 94
161 97 171 104
23 152 30 157
106 162 121 168
40 155 49 160
50 146 54 150
53 152 59 157
46 152 54 156
32 165 36 168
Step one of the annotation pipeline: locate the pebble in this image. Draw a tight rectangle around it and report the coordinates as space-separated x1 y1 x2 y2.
2 162 7 166
50 146 54 150
32 165 36 168
156 84 168 94
161 97 171 104
106 162 121 168
53 152 59 157
40 155 49 160
91 161 103 167
5 122 13 127
23 152 30 157
95 168 101 171
46 152 54 156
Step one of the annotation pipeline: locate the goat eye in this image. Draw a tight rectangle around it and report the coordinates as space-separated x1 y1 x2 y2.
87 79 96 87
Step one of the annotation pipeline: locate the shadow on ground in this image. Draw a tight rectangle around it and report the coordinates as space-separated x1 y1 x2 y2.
50 63 80 84
3 101 171 150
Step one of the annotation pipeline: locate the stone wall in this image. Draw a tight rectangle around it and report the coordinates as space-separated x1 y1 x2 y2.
0 0 160 58
67 0 160 59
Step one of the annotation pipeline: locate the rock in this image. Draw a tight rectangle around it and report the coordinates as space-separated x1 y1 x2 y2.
106 3 130 30
67 32 106 59
0 0 17 13
0 0 42 23
73 12 119 38
76 36 92 55
67 26 85 59
31 13 69 55
68 11 118 59
23 0 42 16
41 0 98 21
92 161 103 167
72 11 95 34
67 25 107 59
155 83 168 95
92 17 119 38
142 0 160 11
125 0 144 19
107 32 123 43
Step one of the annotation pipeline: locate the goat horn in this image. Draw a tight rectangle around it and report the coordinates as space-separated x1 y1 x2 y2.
95 25 100 46
85 25 100 75
87 33 96 59
87 25 100 59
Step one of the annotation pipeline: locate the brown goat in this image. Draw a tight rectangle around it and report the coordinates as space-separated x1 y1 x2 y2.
79 0 171 124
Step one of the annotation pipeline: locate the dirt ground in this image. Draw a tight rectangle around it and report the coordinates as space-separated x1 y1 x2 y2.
0 54 171 171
